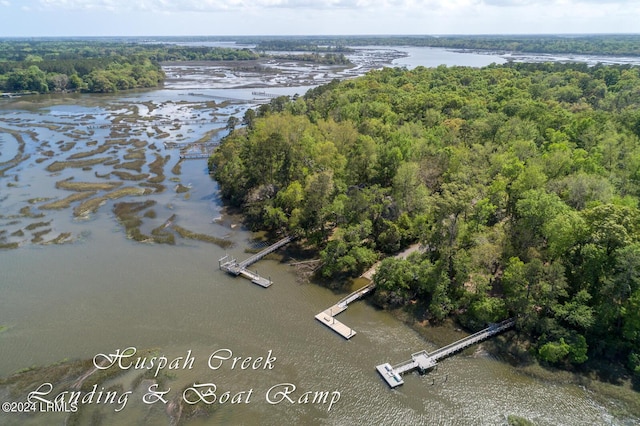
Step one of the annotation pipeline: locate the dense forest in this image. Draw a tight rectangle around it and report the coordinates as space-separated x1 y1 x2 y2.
210 62 640 374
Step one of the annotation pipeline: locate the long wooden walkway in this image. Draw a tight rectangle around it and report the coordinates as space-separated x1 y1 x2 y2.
180 153 210 160
376 318 516 388
219 236 293 288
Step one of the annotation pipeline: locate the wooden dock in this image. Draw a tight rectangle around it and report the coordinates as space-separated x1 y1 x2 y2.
219 236 293 288
316 243 422 339
180 153 210 160
376 318 516 388
314 282 375 339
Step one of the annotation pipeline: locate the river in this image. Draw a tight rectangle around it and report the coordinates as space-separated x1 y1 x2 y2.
0 47 638 425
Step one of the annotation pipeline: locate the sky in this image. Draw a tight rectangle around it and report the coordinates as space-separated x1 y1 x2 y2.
0 0 638 37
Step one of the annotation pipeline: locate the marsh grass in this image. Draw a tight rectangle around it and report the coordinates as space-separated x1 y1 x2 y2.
59 142 76 152
140 182 166 193
175 184 190 194
111 170 148 181
113 159 145 172
56 178 123 192
73 187 149 218
66 144 110 160
124 149 146 161
194 128 223 144
19 206 45 218
40 191 96 210
28 197 53 204
113 200 162 242
506 415 536 426
30 228 51 243
151 224 176 244
172 224 233 248
171 159 183 175
147 154 168 184
0 127 27 176
46 157 113 172
25 220 51 231
44 232 73 245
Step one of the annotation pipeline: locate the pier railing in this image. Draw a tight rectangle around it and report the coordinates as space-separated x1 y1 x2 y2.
376 318 516 388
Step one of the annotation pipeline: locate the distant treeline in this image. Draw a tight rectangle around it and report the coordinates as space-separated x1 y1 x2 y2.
235 34 640 57
271 52 352 66
0 39 354 94
256 39 354 53
0 40 263 94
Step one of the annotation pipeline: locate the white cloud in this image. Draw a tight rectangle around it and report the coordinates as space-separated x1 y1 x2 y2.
32 0 640 14
31 0 489 12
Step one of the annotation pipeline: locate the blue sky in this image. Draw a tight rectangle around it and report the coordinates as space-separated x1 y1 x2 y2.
0 0 638 37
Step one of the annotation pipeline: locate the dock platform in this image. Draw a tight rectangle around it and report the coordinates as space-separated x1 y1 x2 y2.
376 318 516 388
219 236 293 288
315 309 356 339
315 283 374 339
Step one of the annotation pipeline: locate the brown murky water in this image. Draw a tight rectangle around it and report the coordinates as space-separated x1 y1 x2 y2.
0 52 638 425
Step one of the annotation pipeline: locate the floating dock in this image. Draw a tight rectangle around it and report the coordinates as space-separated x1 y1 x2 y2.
376 318 516 388
314 283 375 339
219 236 293 288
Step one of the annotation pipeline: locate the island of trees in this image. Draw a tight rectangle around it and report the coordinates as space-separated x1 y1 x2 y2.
210 61 640 376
